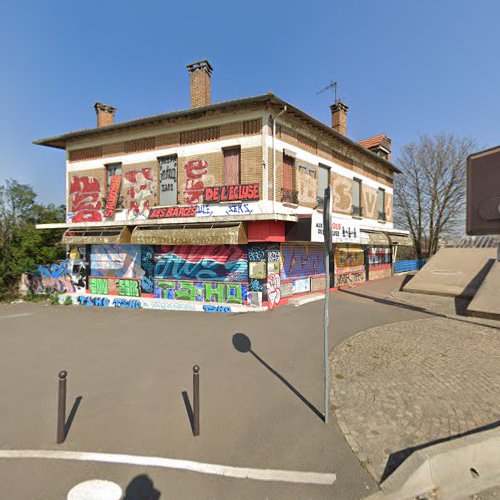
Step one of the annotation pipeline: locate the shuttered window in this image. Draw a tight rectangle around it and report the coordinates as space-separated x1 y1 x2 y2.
283 153 294 191
223 147 241 185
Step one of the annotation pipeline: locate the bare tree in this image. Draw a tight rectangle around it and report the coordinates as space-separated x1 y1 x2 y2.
394 134 476 260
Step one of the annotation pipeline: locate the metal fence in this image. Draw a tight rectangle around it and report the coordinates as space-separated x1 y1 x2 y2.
393 259 427 273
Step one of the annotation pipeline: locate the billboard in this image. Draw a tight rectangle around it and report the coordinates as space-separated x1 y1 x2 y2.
467 146 500 235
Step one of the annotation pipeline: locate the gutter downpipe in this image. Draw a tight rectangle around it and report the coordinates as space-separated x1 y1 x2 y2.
272 106 287 214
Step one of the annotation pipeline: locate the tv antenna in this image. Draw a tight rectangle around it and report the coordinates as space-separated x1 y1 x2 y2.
317 81 339 102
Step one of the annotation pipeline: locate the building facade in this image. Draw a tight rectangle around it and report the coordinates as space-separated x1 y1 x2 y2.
35 60 410 312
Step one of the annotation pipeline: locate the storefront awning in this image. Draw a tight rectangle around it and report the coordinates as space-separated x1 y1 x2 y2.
387 234 414 246
364 231 391 246
61 226 131 245
131 222 248 245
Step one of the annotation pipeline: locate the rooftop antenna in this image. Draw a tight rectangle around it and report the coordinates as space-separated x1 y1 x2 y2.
317 81 339 102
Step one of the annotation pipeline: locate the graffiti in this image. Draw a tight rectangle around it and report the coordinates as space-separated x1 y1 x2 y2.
184 160 208 204
142 300 197 312
104 175 121 218
196 204 213 216
123 168 154 219
368 247 391 266
204 184 259 203
148 206 197 219
154 279 247 304
335 244 364 269
281 244 325 280
118 279 140 297
267 273 281 309
203 305 232 313
91 244 143 278
140 245 154 294
90 277 108 294
292 278 311 294
249 279 263 292
335 272 364 287
159 155 177 206
225 203 253 215
154 245 248 282
113 298 141 309
247 291 263 307
78 295 110 307
30 255 87 295
249 261 266 279
69 175 102 222
267 244 280 275
248 245 266 262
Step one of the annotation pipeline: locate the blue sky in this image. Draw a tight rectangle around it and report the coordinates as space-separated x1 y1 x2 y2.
1 0 498 204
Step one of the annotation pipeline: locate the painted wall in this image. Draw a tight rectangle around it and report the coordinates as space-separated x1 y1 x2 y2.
334 244 366 287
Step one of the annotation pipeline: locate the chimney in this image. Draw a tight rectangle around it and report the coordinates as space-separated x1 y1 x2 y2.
186 59 213 108
330 101 349 136
94 102 116 127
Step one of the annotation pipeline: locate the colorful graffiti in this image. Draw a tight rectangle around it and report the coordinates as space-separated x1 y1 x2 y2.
113 298 142 309
292 278 311 294
89 276 141 296
184 160 208 204
281 244 325 280
335 244 364 273
140 246 155 294
368 247 392 267
78 295 110 307
154 245 248 282
69 175 102 222
154 279 247 304
91 244 143 278
104 175 121 218
267 273 281 309
123 168 154 219
203 305 232 313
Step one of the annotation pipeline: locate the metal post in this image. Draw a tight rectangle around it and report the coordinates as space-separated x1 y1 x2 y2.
57 370 67 444
323 187 332 424
193 365 200 436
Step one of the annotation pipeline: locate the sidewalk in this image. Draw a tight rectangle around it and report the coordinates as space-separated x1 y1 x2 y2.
331 291 500 483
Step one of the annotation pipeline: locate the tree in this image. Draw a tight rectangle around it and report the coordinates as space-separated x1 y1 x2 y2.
0 179 66 298
394 134 477 260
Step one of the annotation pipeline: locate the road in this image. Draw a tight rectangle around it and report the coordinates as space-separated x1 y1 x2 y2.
0 275 428 499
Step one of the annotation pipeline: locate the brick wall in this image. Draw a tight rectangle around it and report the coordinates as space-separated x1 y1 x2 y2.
362 185 378 220
331 171 353 215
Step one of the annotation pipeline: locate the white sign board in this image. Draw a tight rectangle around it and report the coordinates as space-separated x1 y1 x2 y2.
159 156 178 206
311 212 361 244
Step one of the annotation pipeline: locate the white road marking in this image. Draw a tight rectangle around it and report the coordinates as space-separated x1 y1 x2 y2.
0 449 336 485
68 479 122 500
0 313 33 319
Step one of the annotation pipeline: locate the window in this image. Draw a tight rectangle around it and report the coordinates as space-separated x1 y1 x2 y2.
352 178 362 216
106 163 122 192
223 147 241 185
317 164 330 209
281 153 297 203
377 188 386 220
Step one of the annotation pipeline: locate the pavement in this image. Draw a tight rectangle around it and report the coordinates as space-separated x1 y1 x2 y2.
0 275 431 500
332 281 500 485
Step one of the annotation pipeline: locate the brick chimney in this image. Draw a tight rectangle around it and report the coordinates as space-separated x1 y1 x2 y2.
94 102 116 127
186 59 213 108
330 101 349 136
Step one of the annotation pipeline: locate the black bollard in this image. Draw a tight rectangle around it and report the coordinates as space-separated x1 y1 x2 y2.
193 365 200 436
57 370 67 444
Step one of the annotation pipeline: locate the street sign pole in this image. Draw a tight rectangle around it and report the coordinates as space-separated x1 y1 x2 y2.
323 187 332 423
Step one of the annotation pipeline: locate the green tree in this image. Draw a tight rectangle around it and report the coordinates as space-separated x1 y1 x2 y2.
0 179 65 298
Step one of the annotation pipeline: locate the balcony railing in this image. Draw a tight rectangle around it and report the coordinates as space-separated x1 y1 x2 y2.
351 205 363 217
378 210 386 221
281 188 299 204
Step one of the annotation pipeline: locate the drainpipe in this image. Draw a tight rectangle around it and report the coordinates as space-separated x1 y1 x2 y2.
272 106 287 213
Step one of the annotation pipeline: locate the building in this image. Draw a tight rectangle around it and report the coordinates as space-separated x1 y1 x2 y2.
34 60 410 312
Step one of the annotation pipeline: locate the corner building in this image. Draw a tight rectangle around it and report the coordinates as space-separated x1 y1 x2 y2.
35 60 410 312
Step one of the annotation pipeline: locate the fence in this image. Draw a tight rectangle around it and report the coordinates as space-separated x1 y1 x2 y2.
393 259 427 274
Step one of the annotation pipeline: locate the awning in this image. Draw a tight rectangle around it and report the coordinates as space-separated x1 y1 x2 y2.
363 231 391 246
387 234 414 246
131 222 248 245
61 226 131 245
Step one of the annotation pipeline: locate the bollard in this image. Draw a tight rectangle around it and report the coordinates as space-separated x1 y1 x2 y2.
193 365 200 436
57 370 67 444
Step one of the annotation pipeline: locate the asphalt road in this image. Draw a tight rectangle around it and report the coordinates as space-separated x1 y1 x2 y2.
0 275 428 499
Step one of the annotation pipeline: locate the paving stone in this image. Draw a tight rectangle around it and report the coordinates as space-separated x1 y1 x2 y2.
332 316 500 481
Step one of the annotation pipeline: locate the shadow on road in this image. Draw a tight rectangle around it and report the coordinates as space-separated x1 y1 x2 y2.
232 333 324 422
181 390 195 435
123 474 161 499
381 419 500 482
65 396 82 437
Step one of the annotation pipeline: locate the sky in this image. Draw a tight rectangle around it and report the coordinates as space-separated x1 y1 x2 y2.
0 0 499 205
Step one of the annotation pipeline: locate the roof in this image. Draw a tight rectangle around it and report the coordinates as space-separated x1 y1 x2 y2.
358 133 389 150
34 94 400 173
